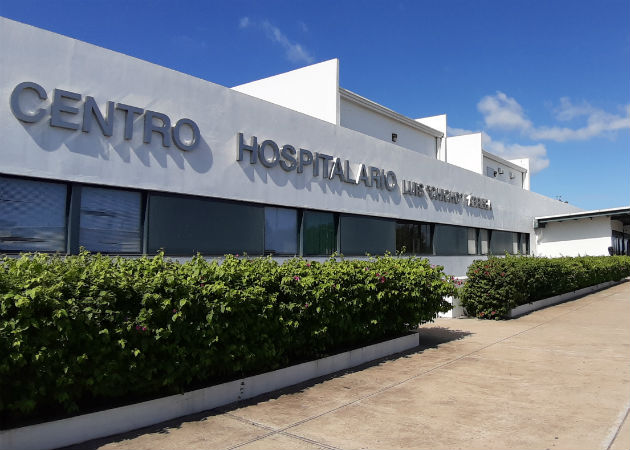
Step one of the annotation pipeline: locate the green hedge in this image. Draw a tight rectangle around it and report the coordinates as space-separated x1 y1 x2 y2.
0 252 454 423
459 255 630 319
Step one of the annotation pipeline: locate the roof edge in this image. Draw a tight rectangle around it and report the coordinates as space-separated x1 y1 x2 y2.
339 88 444 138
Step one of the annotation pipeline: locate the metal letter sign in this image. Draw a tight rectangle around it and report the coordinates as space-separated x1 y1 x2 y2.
236 132 492 210
10 81 200 151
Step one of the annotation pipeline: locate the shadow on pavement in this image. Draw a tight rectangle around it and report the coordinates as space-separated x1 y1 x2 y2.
63 326 472 450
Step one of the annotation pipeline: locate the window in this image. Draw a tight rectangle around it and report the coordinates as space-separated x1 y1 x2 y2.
0 176 67 252
612 231 626 255
490 230 518 254
147 194 264 255
477 229 489 255
467 228 477 255
79 187 142 253
302 210 336 256
264 207 298 255
433 224 469 255
340 214 395 255
396 221 432 255
486 166 496 178
519 233 530 255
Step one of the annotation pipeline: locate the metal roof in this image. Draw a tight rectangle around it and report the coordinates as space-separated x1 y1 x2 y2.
534 206 630 227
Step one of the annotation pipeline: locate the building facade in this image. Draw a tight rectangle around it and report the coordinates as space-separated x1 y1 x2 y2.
5 18 619 278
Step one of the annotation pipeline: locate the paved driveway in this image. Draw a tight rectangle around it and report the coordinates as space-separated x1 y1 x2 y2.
68 282 630 450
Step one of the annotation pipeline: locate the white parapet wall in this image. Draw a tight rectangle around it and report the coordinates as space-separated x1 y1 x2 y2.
438 295 465 318
416 114 447 161
445 133 483 174
232 58 340 125
508 279 624 318
438 276 466 318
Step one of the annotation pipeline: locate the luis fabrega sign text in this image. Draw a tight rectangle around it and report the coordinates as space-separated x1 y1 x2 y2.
237 133 492 210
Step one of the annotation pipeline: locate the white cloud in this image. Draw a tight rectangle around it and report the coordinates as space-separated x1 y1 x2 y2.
553 97 597 121
238 18 314 64
477 91 532 131
531 103 630 142
239 17 251 29
481 132 550 173
455 93 628 174
478 92 630 142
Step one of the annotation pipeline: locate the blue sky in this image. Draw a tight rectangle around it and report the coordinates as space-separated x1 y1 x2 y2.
2 0 628 210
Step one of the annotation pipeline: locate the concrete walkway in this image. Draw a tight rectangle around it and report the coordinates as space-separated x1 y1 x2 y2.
67 282 630 450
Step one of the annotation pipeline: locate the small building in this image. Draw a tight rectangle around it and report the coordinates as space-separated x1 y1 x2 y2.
535 207 630 256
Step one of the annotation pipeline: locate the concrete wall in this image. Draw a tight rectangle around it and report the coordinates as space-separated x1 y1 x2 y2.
509 158 530 190
1 18 582 262
445 133 483 174
535 216 612 256
483 155 526 189
416 114 447 161
339 98 438 159
232 59 339 125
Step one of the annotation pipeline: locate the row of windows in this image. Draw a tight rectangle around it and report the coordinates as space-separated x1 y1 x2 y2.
611 231 630 256
0 175 529 256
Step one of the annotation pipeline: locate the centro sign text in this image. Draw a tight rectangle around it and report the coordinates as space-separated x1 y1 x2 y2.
10 81 200 151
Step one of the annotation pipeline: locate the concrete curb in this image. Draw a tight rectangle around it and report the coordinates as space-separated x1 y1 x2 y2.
508 279 625 318
0 333 419 450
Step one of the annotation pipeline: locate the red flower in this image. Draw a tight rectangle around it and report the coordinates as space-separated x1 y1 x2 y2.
491 311 496 315
484 271 490 276
135 325 141 330
380 277 386 283
293 275 300 281
142 326 147 331
500 272 505 277
306 263 311 267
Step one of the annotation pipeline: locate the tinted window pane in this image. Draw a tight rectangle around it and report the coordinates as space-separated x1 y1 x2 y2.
265 207 298 255
302 211 336 256
340 215 395 255
0 177 67 252
519 233 530 255
478 229 489 255
79 187 142 253
467 228 477 255
490 230 517 254
148 194 264 255
433 224 468 255
396 222 432 254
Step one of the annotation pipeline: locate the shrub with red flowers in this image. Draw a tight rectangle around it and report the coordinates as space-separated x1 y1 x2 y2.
460 255 630 319
0 251 454 426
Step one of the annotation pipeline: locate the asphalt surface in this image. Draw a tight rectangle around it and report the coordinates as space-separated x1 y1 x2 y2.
67 281 630 450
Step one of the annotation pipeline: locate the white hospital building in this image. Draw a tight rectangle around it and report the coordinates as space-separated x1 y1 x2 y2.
1 17 628 277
